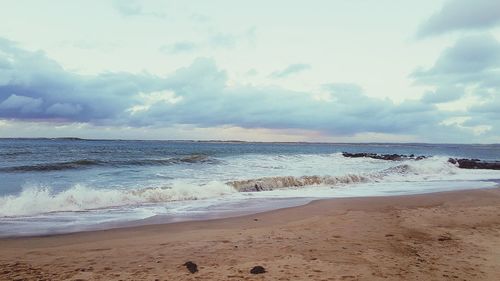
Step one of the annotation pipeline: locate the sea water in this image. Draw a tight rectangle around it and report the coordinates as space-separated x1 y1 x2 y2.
0 139 499 236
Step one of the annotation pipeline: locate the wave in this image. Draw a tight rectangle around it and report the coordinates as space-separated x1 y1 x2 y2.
0 182 235 217
0 159 101 172
1 156 492 217
229 157 463 191
112 155 217 166
0 154 218 172
0 151 32 157
376 156 460 179
229 174 371 192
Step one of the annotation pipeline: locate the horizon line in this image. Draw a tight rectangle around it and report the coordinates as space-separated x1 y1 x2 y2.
0 137 497 146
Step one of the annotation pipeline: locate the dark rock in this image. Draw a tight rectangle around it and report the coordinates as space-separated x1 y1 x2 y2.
250 266 266 274
183 261 198 274
342 152 426 161
448 158 500 170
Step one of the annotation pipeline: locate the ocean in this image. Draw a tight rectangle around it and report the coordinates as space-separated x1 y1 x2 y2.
1 139 499 237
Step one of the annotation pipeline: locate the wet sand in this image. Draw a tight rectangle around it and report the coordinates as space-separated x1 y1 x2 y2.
1 188 500 280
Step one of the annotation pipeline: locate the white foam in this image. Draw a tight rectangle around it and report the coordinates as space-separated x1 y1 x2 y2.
0 181 236 217
380 156 500 182
228 156 500 191
1 155 499 218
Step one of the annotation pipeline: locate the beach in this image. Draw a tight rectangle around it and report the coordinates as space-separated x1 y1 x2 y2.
1 187 499 281
2 0 500 279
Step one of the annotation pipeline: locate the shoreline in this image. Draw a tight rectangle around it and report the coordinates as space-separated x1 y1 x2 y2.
2 184 498 239
1 187 500 280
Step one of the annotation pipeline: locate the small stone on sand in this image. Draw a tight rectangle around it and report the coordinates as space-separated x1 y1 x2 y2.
183 261 198 273
250 266 266 274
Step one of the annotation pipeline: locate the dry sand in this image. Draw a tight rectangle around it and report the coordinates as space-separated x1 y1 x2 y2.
1 188 500 280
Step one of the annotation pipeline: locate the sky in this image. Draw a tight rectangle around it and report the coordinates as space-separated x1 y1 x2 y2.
0 0 499 143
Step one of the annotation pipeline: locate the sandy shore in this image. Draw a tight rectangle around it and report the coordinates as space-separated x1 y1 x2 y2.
1 188 500 280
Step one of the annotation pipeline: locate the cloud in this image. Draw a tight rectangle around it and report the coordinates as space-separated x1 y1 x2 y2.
0 38 163 123
421 86 465 104
159 41 198 54
113 0 142 16
412 34 500 138
322 83 363 97
45 103 83 117
0 37 497 142
412 34 500 84
0 94 42 114
270 63 311 78
417 0 500 38
159 27 256 55
208 33 236 48
112 0 165 19
121 61 447 136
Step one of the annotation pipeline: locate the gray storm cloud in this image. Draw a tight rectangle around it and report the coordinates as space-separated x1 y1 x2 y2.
412 34 500 134
417 0 500 38
0 37 497 141
412 34 500 87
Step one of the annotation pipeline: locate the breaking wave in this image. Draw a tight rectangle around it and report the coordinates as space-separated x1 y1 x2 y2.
229 156 462 191
229 174 371 192
0 182 235 217
376 156 459 178
1 156 493 217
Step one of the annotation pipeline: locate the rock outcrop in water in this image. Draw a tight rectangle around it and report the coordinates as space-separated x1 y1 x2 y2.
448 158 500 170
342 152 427 161
342 152 500 170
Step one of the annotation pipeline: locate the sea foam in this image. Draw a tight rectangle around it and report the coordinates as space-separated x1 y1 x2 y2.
0 182 235 217
1 156 498 217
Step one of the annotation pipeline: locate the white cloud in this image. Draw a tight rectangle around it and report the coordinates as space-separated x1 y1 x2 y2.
127 90 182 114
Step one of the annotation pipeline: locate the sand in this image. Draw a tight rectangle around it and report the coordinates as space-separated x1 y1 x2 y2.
1 188 500 280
